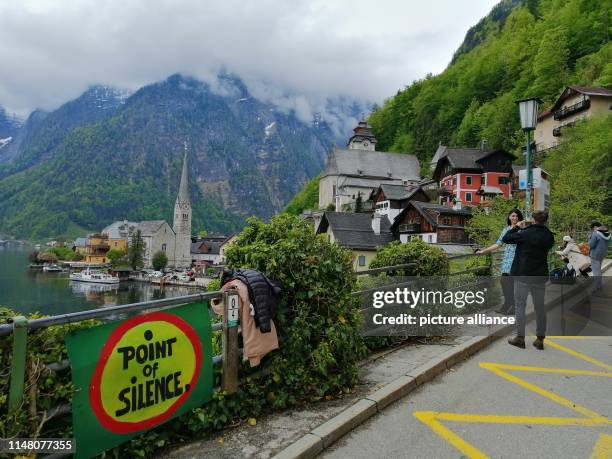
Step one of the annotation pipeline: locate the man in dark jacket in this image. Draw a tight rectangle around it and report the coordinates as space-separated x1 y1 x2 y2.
502 210 555 350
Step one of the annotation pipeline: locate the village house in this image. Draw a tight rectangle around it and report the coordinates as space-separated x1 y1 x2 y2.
390 201 472 248
316 212 395 271
432 147 515 207
535 86 612 153
82 234 110 264
102 220 138 251
369 183 430 222
191 235 226 266
218 234 237 264
318 121 421 211
72 237 88 255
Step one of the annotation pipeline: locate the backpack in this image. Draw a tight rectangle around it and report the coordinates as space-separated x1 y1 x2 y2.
550 266 576 284
578 243 590 256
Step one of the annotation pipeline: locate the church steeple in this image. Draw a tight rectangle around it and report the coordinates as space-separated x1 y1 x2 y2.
176 142 190 205
347 120 377 151
173 142 192 268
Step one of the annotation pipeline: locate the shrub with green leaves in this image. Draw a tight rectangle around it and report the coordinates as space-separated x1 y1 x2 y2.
369 239 450 276
224 214 367 403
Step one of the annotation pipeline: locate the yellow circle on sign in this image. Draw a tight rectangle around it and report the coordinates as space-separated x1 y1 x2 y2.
99 320 197 424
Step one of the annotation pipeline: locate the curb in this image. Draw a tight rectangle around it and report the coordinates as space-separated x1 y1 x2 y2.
272 280 588 459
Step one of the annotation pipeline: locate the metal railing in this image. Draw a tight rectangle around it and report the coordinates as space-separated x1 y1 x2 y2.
1 290 228 416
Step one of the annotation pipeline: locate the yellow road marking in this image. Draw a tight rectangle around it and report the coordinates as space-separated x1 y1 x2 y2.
483 362 612 377
480 362 608 420
590 433 612 459
413 337 612 458
413 411 489 459
545 340 612 371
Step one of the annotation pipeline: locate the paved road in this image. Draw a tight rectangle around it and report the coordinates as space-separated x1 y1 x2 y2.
322 332 612 458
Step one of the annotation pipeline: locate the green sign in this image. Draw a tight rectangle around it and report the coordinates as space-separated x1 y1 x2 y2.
66 302 213 459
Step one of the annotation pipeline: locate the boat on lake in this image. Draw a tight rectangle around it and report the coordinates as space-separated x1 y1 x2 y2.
69 268 120 284
42 263 63 272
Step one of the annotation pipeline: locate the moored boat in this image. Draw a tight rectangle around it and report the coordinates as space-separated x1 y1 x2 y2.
43 263 63 272
69 268 119 284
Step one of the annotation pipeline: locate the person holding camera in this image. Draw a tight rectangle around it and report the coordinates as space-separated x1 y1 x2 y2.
476 208 524 315
502 210 555 350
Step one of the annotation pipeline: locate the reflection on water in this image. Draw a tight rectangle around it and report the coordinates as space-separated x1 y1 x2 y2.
0 249 201 316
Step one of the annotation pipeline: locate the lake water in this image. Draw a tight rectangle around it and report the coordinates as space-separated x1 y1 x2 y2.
0 248 201 316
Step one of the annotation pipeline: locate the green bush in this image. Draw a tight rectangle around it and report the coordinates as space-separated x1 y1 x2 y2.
369 239 450 276
224 214 367 402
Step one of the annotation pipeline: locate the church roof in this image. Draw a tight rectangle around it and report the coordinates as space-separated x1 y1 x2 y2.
102 220 139 239
137 220 171 236
321 148 420 181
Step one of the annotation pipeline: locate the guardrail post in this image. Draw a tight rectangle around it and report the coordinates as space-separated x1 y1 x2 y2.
222 288 239 394
8 316 28 412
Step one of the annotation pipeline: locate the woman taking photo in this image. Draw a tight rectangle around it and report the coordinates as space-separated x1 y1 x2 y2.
476 208 524 315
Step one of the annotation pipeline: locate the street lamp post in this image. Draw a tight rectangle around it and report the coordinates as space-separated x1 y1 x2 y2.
516 98 541 220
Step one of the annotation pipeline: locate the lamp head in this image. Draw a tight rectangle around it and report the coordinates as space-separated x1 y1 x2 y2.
516 97 542 130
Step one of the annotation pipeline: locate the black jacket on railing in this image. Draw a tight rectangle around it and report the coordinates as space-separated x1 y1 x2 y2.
222 268 281 333
502 224 555 277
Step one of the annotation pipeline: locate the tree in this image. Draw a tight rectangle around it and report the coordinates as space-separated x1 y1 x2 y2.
369 240 450 276
542 114 612 234
530 26 570 102
152 251 169 271
38 251 58 262
28 251 41 263
354 192 364 213
466 196 522 246
127 230 146 270
197 230 208 237
106 248 126 267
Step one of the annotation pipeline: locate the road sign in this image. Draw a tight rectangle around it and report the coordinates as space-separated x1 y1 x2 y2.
66 302 212 459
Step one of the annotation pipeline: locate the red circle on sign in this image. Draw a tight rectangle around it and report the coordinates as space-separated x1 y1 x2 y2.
89 312 202 434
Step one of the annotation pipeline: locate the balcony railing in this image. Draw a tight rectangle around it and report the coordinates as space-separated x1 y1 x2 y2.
437 186 453 196
553 98 590 120
397 223 420 233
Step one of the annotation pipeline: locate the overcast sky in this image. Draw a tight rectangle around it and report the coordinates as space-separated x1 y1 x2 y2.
0 0 499 118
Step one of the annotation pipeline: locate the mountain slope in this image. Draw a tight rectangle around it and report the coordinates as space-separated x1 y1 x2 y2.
0 74 337 239
369 0 611 166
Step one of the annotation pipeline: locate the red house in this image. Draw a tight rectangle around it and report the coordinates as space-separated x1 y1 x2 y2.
432 147 515 207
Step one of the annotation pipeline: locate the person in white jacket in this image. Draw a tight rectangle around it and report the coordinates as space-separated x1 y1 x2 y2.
557 236 591 277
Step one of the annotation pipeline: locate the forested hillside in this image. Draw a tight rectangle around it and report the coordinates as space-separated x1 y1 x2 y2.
369 0 611 166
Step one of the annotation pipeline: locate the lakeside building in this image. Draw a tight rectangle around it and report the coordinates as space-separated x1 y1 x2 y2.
191 235 226 266
536 86 612 152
